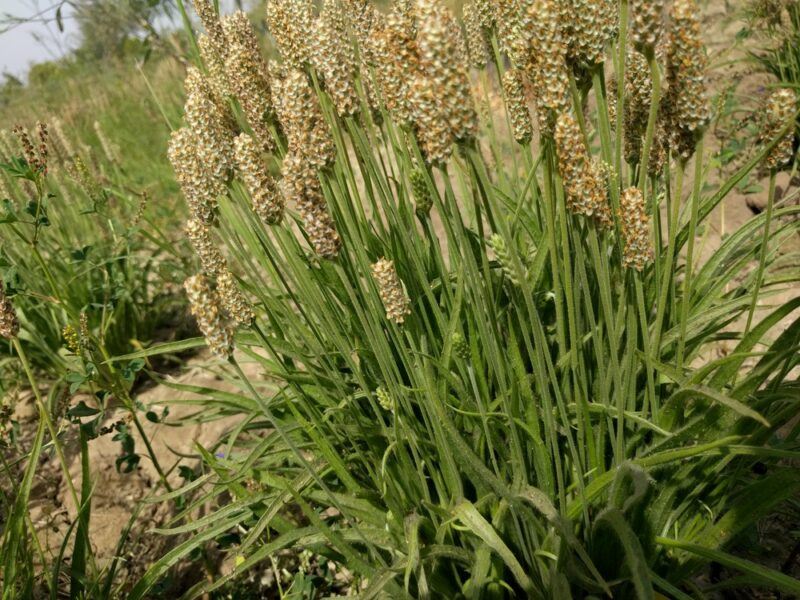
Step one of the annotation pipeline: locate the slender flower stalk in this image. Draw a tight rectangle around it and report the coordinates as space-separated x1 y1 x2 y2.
371 258 411 324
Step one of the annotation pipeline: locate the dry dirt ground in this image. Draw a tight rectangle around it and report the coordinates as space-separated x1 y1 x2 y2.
2 2 800 597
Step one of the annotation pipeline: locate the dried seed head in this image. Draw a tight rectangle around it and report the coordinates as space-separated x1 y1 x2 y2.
266 0 314 67
630 0 664 52
186 217 228 276
168 128 220 225
527 0 570 124
415 0 478 142
662 0 709 159
648 121 668 176
50 117 76 160
474 0 494 29
184 67 235 185
494 0 528 69
184 274 234 359
313 0 360 117
225 41 275 151
35 122 49 173
369 9 419 126
198 33 230 102
234 133 284 224
93 121 120 165
761 88 797 169
410 168 433 216
554 111 613 227
13 125 43 173
344 0 383 62
0 281 19 340
566 0 611 65
502 68 533 144
623 48 652 164
192 0 227 56
278 70 336 168
619 187 653 271
215 269 254 327
371 258 411 324
281 152 341 258
463 0 489 68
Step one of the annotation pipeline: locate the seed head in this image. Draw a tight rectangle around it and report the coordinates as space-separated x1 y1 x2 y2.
623 48 652 164
630 0 664 52
13 125 45 173
93 121 120 165
168 127 221 225
198 33 230 102
186 217 228 276
494 0 528 69
502 68 533 144
50 117 75 160
278 70 336 169
451 332 470 359
234 133 284 224
192 0 227 56
184 67 235 185
554 111 613 227
62 324 81 354
761 88 797 169
662 0 709 159
281 152 341 259
371 258 411 324
526 0 570 125
184 274 234 359
67 155 103 204
488 233 523 286
313 0 360 117
415 0 478 143
0 281 19 340
369 9 420 126
619 188 653 271
343 0 383 63
410 168 433 216
225 42 275 151
566 0 611 65
215 270 254 327
463 0 490 69
266 0 314 67
376 386 394 411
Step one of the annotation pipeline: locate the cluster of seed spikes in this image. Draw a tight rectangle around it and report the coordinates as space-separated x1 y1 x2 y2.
0 281 19 340
14 123 48 174
761 88 798 169
619 188 654 271
167 0 724 358
371 259 412 325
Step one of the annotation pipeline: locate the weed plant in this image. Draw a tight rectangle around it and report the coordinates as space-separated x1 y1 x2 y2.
2 0 798 597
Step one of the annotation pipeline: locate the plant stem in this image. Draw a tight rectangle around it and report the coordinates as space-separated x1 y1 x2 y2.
745 168 778 336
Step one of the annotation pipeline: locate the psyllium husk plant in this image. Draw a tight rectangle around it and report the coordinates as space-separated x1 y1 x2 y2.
137 0 800 597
